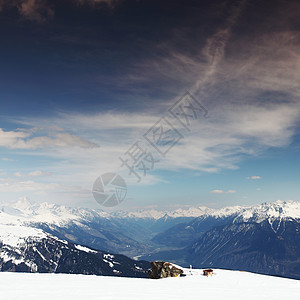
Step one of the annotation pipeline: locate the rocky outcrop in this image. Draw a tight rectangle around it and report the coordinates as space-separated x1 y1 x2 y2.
148 261 184 279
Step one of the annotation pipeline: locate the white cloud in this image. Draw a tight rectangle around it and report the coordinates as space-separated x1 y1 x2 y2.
0 180 59 192
210 189 225 194
210 189 236 194
4 0 298 183
13 172 23 178
13 171 51 178
1 0 299 203
8 98 299 194
246 176 261 180
28 170 51 177
227 190 237 194
0 128 99 150
2 157 14 161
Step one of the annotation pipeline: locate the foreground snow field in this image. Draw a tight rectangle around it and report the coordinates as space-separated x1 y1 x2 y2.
0 269 299 300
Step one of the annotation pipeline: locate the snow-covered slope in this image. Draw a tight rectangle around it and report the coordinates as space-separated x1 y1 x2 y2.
0 198 148 256
0 224 48 248
0 269 299 300
0 197 110 226
0 221 149 276
0 224 49 272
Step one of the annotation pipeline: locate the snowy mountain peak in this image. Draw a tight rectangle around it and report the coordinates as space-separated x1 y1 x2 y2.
13 197 35 214
111 206 216 220
111 209 167 220
1 199 299 226
237 200 300 222
129 201 300 221
0 199 112 227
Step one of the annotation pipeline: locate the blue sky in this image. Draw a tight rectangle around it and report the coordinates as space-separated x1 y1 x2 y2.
0 0 299 210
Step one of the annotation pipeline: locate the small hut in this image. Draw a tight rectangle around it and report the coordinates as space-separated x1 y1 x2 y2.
203 269 213 276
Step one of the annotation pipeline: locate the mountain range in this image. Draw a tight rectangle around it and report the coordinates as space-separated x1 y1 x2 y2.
0 198 299 279
143 201 300 279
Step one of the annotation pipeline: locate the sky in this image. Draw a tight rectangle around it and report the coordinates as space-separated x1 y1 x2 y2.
0 0 299 210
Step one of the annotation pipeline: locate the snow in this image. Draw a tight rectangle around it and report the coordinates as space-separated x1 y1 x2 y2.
0 224 56 272
237 200 300 222
0 224 47 247
103 259 114 268
110 200 300 221
0 269 299 300
1 198 300 226
112 209 167 220
0 197 110 228
134 264 143 270
0 252 25 265
74 245 97 254
112 206 215 219
103 253 115 259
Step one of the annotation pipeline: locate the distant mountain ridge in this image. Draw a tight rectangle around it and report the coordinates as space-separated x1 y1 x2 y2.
3 197 299 221
0 198 149 257
1 198 300 279
0 198 210 257
143 200 300 280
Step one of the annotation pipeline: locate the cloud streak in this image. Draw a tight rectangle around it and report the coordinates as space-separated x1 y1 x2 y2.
0 0 53 22
194 0 247 92
0 128 99 150
210 189 237 194
11 97 300 179
246 176 261 180
76 0 121 7
14 170 51 178
0 0 120 22
0 180 59 192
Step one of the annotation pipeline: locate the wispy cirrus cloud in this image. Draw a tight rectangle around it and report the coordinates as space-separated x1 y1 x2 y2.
1 0 299 207
10 97 300 179
0 0 54 22
0 128 99 150
194 0 247 92
107 1 300 114
0 0 119 22
76 0 121 7
0 180 59 193
14 170 51 178
2 157 14 162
